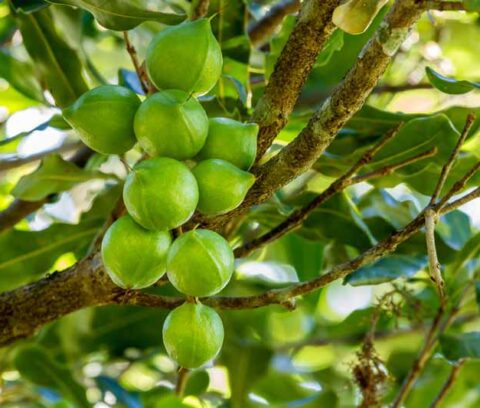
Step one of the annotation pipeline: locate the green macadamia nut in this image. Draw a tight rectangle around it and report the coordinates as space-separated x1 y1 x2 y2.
134 90 209 160
123 157 199 231
192 159 255 216
101 215 171 289
63 85 140 155
167 229 234 297
197 118 259 170
146 19 223 96
163 302 224 369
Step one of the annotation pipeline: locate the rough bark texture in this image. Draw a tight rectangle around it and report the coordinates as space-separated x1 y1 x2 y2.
197 0 427 231
0 254 122 346
251 0 341 160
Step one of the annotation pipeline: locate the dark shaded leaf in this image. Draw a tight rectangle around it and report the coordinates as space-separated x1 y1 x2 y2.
15 7 88 107
426 67 480 95
440 332 480 361
13 344 89 408
10 0 49 13
0 50 44 101
183 370 209 396
345 255 427 286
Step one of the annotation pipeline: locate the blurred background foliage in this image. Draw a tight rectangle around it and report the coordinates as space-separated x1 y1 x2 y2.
1 0 480 407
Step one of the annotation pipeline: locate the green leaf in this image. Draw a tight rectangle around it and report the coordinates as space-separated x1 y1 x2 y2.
235 260 299 288
426 67 480 95
14 7 88 107
371 114 460 174
440 332 480 361
345 255 427 286
316 30 344 67
221 344 272 408
12 154 116 201
0 185 121 292
10 0 49 13
13 344 89 408
0 50 44 102
46 0 185 31
465 0 480 11
301 194 373 251
183 370 209 397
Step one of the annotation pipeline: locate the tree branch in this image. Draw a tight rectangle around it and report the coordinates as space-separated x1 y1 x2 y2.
2 167 478 347
191 0 210 20
425 209 445 301
123 32 150 95
251 0 341 161
429 113 475 204
428 1 467 11
196 0 428 232
429 359 466 408
248 0 301 47
235 127 436 258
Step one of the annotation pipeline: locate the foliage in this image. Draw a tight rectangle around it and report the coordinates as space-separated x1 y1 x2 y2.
0 1 480 407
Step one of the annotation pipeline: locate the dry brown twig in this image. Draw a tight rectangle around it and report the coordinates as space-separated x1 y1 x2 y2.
123 32 152 95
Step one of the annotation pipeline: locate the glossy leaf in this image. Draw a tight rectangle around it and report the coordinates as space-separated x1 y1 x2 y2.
13 344 89 408
235 260 299 287
426 67 480 95
0 185 121 292
440 332 480 361
345 255 427 286
15 7 88 107
0 50 44 102
46 0 185 30
12 154 116 201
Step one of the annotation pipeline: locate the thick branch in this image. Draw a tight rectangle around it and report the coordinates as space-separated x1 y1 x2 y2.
191 0 210 20
248 0 301 47
198 0 428 231
251 0 341 160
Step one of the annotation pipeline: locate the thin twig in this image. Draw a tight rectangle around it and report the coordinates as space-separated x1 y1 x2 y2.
235 141 438 257
437 161 480 210
429 113 476 204
353 147 437 183
392 305 445 408
427 1 466 11
191 0 210 20
248 0 301 46
123 32 149 94
425 209 445 302
175 367 189 396
429 359 466 408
